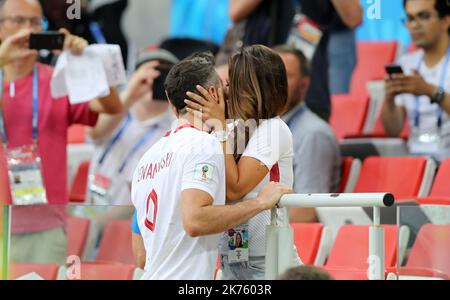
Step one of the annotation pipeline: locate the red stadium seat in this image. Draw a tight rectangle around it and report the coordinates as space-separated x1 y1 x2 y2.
71 263 135 280
401 224 450 279
67 216 90 258
330 94 369 140
418 158 450 205
68 125 87 144
10 263 60 280
325 225 398 269
349 41 398 97
418 198 450 205
339 157 361 193
291 223 324 265
69 160 90 203
354 156 435 201
96 220 135 265
369 106 410 140
330 42 398 141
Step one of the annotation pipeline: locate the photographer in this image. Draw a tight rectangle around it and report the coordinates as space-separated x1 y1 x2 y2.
87 49 178 207
0 0 121 264
381 0 450 161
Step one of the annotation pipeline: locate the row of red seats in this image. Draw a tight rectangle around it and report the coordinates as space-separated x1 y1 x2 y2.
330 93 410 141
340 156 450 204
330 41 401 140
70 155 447 204
69 156 439 207
9 218 135 280
10 262 137 280
293 223 450 280
12 222 449 280
66 218 134 264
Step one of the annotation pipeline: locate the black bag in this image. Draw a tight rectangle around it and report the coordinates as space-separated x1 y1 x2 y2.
243 0 295 47
298 0 346 32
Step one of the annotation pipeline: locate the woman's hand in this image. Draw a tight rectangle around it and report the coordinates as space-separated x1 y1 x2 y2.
185 85 227 132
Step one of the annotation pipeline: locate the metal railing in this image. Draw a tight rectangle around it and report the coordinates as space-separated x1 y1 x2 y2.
265 193 395 280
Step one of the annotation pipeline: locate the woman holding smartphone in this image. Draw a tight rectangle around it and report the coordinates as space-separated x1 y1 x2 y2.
185 44 302 280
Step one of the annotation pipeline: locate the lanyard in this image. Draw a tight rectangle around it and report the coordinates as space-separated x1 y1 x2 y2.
286 104 307 129
98 114 159 174
117 125 159 174
0 67 39 145
164 124 195 137
414 48 450 129
89 21 107 44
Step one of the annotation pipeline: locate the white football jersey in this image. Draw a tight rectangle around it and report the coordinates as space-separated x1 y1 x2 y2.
218 118 301 265
131 124 226 280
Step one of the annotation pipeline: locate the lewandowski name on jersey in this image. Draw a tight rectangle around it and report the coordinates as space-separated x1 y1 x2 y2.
136 152 174 183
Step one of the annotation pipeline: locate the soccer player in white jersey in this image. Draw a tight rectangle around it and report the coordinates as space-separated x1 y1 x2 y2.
130 52 292 280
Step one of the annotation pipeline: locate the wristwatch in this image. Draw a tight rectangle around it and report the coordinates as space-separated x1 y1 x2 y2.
430 87 446 105
212 130 228 143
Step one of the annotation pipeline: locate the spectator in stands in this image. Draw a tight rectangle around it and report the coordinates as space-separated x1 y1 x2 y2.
297 0 363 121
81 50 178 243
327 1 363 94
87 49 177 206
38 0 90 66
0 30 36 204
279 265 334 280
381 0 450 161
41 0 129 66
89 0 129 67
216 0 294 66
274 45 341 223
0 0 122 264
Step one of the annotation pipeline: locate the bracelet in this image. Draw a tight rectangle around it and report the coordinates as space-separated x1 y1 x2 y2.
212 130 228 143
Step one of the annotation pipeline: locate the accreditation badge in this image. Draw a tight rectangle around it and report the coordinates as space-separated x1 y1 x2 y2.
6 144 47 206
227 223 249 264
88 173 112 205
287 14 323 61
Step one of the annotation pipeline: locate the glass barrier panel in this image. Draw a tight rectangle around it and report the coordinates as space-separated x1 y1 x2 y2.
6 204 137 280
396 205 450 280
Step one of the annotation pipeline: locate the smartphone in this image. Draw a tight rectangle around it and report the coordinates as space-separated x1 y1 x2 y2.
385 64 404 77
152 64 173 101
29 32 65 50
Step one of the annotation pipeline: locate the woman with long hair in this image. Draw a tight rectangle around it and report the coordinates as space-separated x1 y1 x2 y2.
185 44 301 280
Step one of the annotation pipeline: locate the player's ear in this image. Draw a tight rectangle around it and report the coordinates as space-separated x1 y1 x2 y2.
208 86 219 103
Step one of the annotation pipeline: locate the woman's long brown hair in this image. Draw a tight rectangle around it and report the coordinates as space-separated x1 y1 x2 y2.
227 45 288 160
